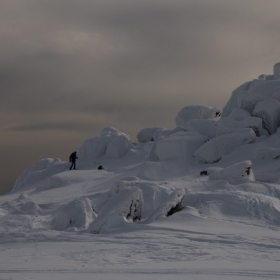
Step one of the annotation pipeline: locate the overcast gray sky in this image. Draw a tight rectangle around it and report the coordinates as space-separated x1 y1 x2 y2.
1 0 280 194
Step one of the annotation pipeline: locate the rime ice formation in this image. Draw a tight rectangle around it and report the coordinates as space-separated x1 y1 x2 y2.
12 158 66 192
175 105 221 129
216 116 263 137
156 131 208 160
221 63 280 135
78 127 133 160
136 126 186 143
252 98 280 135
208 160 255 184
88 186 143 234
137 127 167 142
194 129 256 163
53 198 96 231
186 119 217 138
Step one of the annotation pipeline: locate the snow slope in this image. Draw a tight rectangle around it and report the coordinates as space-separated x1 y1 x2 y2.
2 64 280 279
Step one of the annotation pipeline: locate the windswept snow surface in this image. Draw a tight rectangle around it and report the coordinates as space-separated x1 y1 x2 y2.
3 64 280 279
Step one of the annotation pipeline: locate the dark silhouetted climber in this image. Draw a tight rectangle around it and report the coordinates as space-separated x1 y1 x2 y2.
69 151 78 170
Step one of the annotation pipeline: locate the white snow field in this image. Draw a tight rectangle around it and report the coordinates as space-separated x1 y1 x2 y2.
2 65 280 279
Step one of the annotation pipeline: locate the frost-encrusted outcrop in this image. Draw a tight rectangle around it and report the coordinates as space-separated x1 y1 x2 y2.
88 186 143 234
148 189 185 220
78 127 133 160
175 105 221 129
194 129 256 163
238 91 264 114
222 81 252 117
221 63 280 134
111 177 169 219
156 131 209 160
137 127 167 142
186 119 217 138
216 116 263 137
254 148 280 160
53 198 96 231
208 160 255 184
137 126 186 143
12 158 66 192
2 194 42 215
252 98 280 135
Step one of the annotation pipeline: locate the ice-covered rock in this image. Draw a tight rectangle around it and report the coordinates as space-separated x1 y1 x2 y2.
228 108 251 121
209 160 255 184
175 105 221 129
200 167 223 176
238 91 265 114
2 194 42 215
148 189 185 220
78 127 133 160
155 131 209 161
222 72 280 119
194 129 256 163
137 127 167 143
111 177 169 219
105 134 133 159
52 198 96 231
222 81 252 117
146 137 161 161
216 116 263 137
137 126 187 144
88 186 143 234
252 98 280 135
186 119 217 138
254 148 280 160
12 158 66 192
183 189 280 225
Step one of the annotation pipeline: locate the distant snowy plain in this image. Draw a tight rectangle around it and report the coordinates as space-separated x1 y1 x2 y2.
2 64 280 279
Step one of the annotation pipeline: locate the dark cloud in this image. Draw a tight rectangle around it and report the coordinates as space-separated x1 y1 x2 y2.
1 0 280 194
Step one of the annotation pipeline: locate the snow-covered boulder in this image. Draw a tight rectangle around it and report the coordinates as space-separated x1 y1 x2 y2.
254 148 280 160
148 189 185 220
78 127 133 160
222 81 252 117
137 126 187 144
105 134 133 159
2 194 42 215
186 119 217 138
156 131 209 161
12 158 66 192
88 186 143 234
238 91 265 114
52 198 96 231
111 177 170 219
228 108 251 121
175 105 221 129
208 160 255 184
137 127 167 142
146 137 161 161
216 116 263 137
194 129 256 163
200 167 223 176
252 98 280 135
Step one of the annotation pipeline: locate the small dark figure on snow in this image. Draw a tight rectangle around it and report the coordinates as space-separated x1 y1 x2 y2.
97 165 104 170
69 151 78 170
